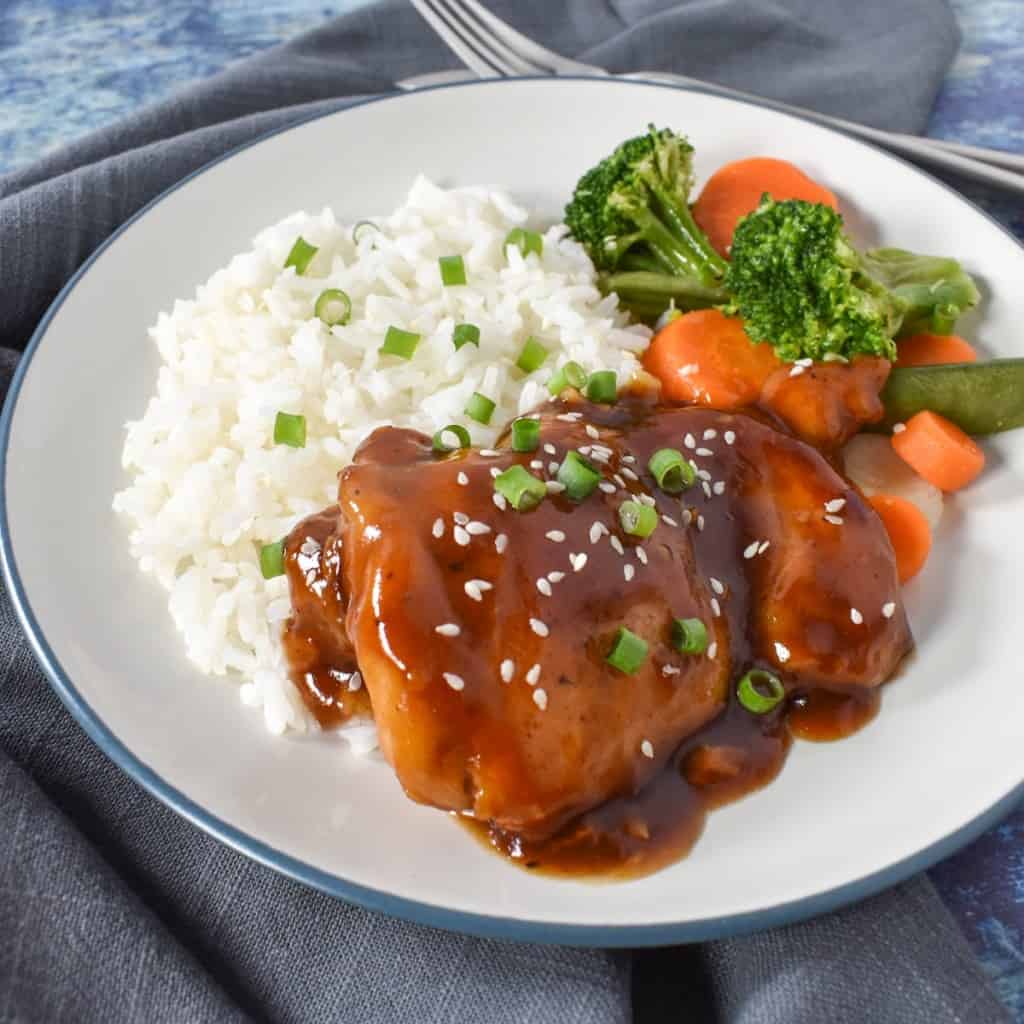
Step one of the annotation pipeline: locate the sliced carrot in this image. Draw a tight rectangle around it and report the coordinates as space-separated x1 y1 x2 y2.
692 157 839 258
895 333 978 368
868 494 932 583
643 309 781 409
891 410 985 492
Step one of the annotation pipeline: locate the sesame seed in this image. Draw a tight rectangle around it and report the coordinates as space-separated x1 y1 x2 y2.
711 597 722 617
789 365 806 378
578 446 592 456
479 448 501 457
536 577 553 596
850 607 864 625
457 472 469 486
697 515 705 531
882 601 896 619
696 447 714 457
757 541 770 554
546 529 566 543
500 659 515 682
556 412 582 422
599 481 617 493
489 467 501 479
530 459 544 471
712 481 726 496
432 517 445 539
824 514 844 526
549 460 561 474
492 492 507 511
533 688 548 710
893 422 907 434
679 363 699 377
613 473 627 489
774 641 791 663
443 673 465 692
795 357 813 367
589 522 608 544
495 533 508 554
640 740 654 759
466 521 491 535
621 467 639 481
637 493 657 508
681 509 693 526
622 455 637 464
710 577 725 595
585 424 600 439
636 548 648 565
703 429 717 440
662 665 681 676
590 451 610 464
702 481 712 498
610 536 625 556
696 468 711 481
824 498 847 514
546 480 566 494
570 552 588 572
707 641 718 659
526 663 541 685
743 541 760 559
684 433 696 449
624 564 635 581
724 430 736 445
454 526 471 546
548 571 566 583
464 579 492 601
454 512 470 525
348 672 363 692
591 445 614 456
662 514 678 527
435 623 461 637
530 618 550 637
543 443 557 455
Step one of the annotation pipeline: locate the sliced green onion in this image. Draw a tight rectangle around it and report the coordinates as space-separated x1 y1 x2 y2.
648 448 694 494
618 500 658 538
557 451 601 501
516 336 550 374
273 411 307 449
314 288 352 326
465 392 496 425
494 465 546 511
606 627 648 674
546 360 587 396
259 539 286 579
352 220 378 244
453 323 480 350
432 424 472 453
439 254 467 287
511 418 541 452
737 669 786 714
380 326 420 360
505 227 543 258
284 236 318 275
671 618 708 655
586 370 617 404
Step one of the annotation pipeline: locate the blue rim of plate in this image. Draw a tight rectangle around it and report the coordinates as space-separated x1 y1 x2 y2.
2 76 1023 947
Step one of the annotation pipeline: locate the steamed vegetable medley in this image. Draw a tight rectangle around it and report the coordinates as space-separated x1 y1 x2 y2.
565 126 1024 583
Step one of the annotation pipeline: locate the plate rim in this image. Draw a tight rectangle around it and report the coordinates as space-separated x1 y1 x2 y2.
3 75 1023 947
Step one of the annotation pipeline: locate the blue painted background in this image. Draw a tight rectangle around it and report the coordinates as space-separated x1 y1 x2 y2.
0 0 1022 1015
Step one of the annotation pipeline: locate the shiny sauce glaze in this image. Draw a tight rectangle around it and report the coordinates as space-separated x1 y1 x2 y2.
282 393 910 878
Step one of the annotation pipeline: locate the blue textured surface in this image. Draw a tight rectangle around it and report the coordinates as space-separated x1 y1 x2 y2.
0 0 1022 1014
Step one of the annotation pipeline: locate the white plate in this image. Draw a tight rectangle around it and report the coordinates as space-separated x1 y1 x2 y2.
3 78 1023 945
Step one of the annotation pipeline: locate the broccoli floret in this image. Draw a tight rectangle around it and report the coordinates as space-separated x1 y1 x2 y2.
725 197 980 362
564 127 728 318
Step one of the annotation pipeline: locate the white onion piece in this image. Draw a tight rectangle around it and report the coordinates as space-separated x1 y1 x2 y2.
842 434 944 530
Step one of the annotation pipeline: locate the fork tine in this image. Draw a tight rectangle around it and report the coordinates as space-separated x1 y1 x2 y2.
408 0 502 78
434 0 542 76
456 0 603 75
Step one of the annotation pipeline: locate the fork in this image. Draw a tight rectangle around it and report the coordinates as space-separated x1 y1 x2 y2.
408 0 1024 196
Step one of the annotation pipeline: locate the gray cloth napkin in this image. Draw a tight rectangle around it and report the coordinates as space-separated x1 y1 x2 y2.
0 2 1010 1021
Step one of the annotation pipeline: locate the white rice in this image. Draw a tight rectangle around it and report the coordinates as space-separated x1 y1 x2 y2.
113 176 651 743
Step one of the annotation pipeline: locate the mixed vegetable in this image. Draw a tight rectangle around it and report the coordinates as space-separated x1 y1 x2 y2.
565 125 1024 585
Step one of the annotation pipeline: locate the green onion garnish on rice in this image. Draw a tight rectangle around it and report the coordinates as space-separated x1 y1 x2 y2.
494 465 546 511
547 361 587 396
273 412 306 448
259 539 286 579
504 227 543 259
352 220 378 244
380 326 421 360
511 418 541 452
314 288 351 327
465 392 496 425
438 255 467 287
516 337 549 374
284 236 318 275
452 323 480 350
585 370 617 404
